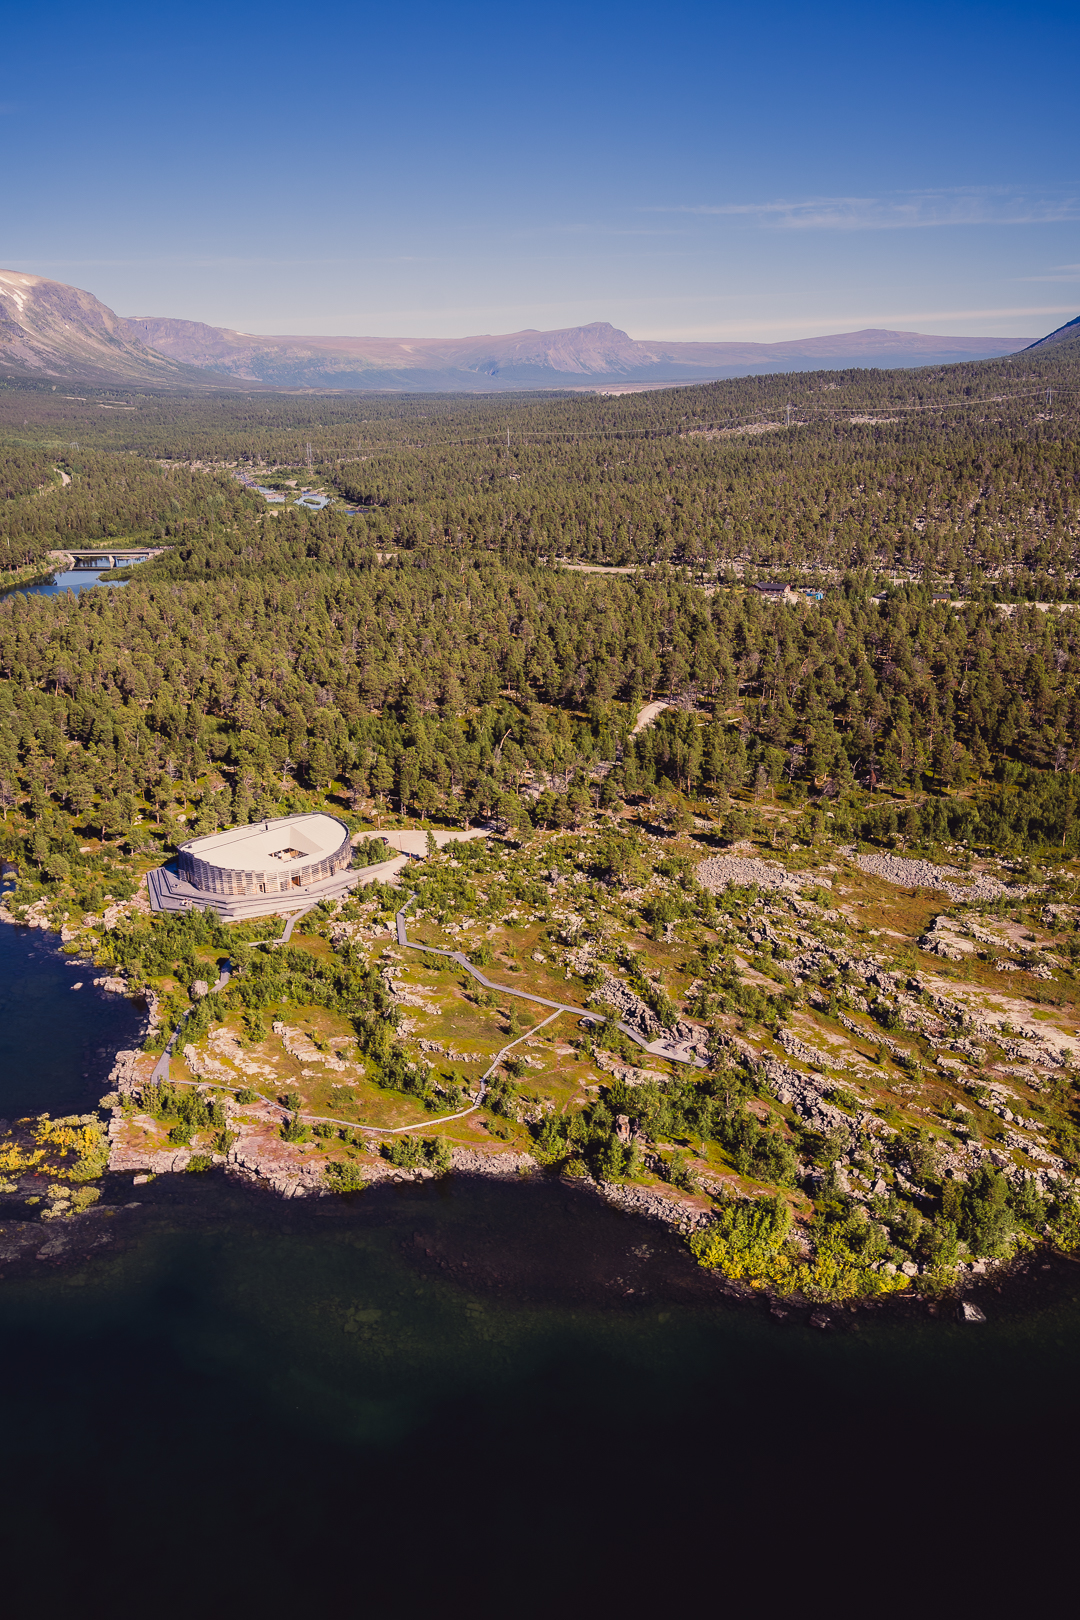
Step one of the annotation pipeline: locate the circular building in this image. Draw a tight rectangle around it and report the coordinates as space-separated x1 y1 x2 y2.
177 813 352 899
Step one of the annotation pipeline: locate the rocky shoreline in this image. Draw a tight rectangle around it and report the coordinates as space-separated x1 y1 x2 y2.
0 1153 1033 1329
99 1046 1019 1306
105 1041 707 1221
4 848 1076 1311
105 1045 546 1198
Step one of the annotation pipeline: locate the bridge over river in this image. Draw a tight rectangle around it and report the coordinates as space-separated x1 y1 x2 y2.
48 547 169 570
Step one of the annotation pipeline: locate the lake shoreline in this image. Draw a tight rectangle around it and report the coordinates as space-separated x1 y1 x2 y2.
0 909 1071 1316
0 1162 1066 1334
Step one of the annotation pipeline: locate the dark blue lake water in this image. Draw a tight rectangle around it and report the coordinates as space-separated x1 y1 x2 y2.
0 921 146 1117
0 568 129 601
0 922 1074 1613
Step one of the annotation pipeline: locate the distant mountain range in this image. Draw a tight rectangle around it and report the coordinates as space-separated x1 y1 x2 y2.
0 267 1050 392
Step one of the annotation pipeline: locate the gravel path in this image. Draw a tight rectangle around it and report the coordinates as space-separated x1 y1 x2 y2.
631 700 669 736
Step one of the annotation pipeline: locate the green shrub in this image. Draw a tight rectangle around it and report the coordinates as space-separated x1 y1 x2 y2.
1047 1192 1080 1252
691 1193 792 1278
593 1018 639 1063
596 1135 641 1183
691 1192 908 1300
958 1166 1015 1257
325 1159 368 1193
663 1149 699 1193
380 1134 452 1173
721 1111 799 1185
486 1074 519 1119
243 1012 267 1046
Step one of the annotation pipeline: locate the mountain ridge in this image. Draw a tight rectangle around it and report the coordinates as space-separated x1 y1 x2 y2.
125 312 1032 389
0 267 1049 391
0 270 221 388
1025 314 1080 352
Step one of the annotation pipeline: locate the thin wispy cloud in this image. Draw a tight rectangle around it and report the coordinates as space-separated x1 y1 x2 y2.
652 187 1080 230
0 256 440 271
1021 263 1080 282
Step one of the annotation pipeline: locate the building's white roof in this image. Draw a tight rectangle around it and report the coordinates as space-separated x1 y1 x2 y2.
181 814 347 874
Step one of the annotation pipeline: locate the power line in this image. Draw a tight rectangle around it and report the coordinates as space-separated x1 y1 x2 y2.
322 385 1077 455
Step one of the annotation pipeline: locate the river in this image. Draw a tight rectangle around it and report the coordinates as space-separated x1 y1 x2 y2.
0 921 1075 1610
0 568 129 601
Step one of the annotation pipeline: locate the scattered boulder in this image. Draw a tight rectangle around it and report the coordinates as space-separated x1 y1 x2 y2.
696 854 809 896
919 917 974 961
851 852 1027 904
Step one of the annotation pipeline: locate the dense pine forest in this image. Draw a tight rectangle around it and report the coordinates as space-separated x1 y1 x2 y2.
1 553 1079 868
2 333 1078 585
1 332 1079 878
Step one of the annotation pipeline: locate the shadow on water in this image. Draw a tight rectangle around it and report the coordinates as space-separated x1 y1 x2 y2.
0 925 1077 1612
1 1166 1079 1612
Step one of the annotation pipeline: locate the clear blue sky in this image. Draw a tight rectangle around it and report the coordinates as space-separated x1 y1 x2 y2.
3 0 1077 341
